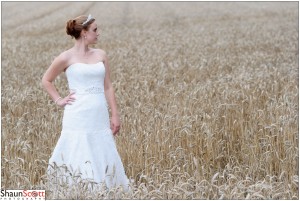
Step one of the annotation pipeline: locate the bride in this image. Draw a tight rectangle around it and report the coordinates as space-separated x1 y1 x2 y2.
42 14 129 190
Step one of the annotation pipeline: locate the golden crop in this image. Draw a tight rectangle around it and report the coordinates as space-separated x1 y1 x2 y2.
1 2 298 199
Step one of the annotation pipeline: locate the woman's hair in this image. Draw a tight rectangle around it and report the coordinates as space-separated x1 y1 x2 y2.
66 15 95 39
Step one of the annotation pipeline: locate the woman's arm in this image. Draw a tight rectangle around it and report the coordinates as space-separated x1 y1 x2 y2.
103 52 121 135
42 54 75 107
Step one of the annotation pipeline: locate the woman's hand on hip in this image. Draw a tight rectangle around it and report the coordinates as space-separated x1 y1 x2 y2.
56 91 76 107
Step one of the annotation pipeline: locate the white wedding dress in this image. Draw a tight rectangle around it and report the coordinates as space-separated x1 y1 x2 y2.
47 61 129 191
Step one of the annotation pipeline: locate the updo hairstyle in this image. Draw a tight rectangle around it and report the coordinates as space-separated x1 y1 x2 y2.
66 15 95 39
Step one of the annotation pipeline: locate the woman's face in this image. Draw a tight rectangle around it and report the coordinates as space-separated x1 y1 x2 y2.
85 21 99 44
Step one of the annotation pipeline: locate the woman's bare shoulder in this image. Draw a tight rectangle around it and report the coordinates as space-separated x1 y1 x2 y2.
92 48 107 58
51 49 72 69
92 48 106 54
60 49 73 61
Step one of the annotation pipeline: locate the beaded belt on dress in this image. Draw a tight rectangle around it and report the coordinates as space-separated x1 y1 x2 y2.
70 86 104 95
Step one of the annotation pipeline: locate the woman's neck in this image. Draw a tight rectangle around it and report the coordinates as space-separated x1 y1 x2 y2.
73 39 89 55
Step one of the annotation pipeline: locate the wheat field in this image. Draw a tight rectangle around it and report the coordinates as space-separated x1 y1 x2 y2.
1 1 298 199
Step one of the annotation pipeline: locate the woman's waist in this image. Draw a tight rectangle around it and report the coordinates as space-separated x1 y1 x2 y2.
69 86 105 95
64 93 107 110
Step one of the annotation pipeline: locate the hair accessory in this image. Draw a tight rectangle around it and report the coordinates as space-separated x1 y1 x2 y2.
82 14 92 26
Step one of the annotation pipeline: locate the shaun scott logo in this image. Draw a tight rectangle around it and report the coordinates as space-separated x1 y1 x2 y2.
0 190 45 200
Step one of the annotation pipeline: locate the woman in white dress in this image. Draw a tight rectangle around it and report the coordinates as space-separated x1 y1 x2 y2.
42 14 129 190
